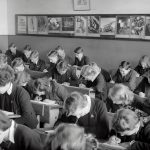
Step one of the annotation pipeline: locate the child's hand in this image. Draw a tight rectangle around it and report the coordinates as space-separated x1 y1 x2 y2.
107 136 121 145
79 83 86 88
62 82 70 86
139 92 145 98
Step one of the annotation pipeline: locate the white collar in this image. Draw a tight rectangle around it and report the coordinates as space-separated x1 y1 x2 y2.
120 121 141 136
7 83 13 95
8 120 15 143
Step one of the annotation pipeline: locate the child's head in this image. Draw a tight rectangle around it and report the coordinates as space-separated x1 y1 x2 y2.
9 43 17 54
0 111 11 144
44 123 86 150
108 83 134 105
55 46 65 59
30 50 39 64
32 77 51 96
112 109 139 134
139 55 150 69
0 65 14 94
64 92 87 117
11 57 25 72
47 50 59 64
56 61 68 75
23 44 32 59
80 65 99 81
0 54 8 68
74 47 84 60
119 61 131 76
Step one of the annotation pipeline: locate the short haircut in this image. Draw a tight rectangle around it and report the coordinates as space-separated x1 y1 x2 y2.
11 57 24 68
64 92 87 114
0 65 14 86
80 65 97 78
47 50 58 58
112 108 139 132
108 84 134 105
56 61 68 72
74 47 83 54
33 77 51 93
139 55 150 67
0 54 8 68
0 110 11 131
119 61 131 70
9 43 15 48
30 50 39 59
24 44 31 51
44 123 85 150
55 45 63 52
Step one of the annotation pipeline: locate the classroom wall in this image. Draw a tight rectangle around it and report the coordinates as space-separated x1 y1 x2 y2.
7 0 150 70
0 0 8 51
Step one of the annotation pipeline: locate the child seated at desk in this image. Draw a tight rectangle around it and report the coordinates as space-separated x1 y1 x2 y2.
0 110 43 150
57 91 110 140
22 44 32 65
55 45 74 66
80 64 107 101
11 57 47 88
0 65 38 129
73 47 90 68
45 50 61 76
112 61 137 91
29 50 46 72
135 55 150 76
30 77 69 105
52 60 79 86
109 108 150 150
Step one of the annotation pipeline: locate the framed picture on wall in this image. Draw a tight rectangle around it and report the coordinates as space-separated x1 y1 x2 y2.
16 16 27 34
116 16 131 38
62 16 75 33
73 0 90 11
75 16 87 36
100 17 116 35
130 16 145 39
87 16 100 37
48 16 62 33
37 16 48 34
28 16 38 34
145 16 150 39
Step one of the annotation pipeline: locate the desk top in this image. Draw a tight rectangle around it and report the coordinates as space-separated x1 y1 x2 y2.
31 100 62 109
1 110 21 119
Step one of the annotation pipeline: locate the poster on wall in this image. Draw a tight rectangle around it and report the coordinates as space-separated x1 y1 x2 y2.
17 16 27 34
100 17 116 35
130 16 145 39
62 16 75 33
75 16 87 36
37 16 48 34
87 16 100 37
145 16 150 39
27 16 38 34
116 16 131 38
48 17 62 33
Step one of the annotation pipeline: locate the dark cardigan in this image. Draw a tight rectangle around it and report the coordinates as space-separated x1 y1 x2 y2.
0 124 43 150
58 98 110 140
74 55 90 67
112 69 137 91
112 121 150 150
0 84 38 129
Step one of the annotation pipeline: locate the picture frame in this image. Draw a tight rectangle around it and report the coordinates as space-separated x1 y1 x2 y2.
73 0 90 11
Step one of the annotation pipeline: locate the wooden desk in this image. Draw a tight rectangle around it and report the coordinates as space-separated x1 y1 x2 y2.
1 110 21 119
63 85 95 98
31 100 61 128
